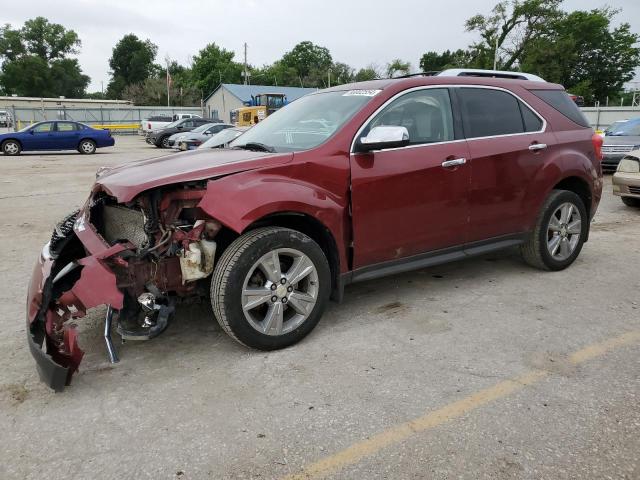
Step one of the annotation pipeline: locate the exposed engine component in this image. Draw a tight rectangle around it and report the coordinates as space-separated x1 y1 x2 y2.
102 205 148 248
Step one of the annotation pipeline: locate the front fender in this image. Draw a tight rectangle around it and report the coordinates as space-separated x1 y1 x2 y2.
197 167 350 272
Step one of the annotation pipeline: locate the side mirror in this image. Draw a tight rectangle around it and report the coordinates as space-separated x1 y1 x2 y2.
357 126 410 152
176 125 184 130
29 130 35 135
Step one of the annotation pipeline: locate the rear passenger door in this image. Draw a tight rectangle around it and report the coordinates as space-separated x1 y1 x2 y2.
53 121 81 149
456 87 555 243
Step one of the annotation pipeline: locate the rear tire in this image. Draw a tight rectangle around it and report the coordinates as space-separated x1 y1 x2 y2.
621 196 640 208
78 139 96 154
211 227 331 350
160 136 170 148
520 190 588 271
2 139 21 155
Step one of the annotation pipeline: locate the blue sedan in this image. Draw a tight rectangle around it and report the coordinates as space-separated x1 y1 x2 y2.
1 121 115 155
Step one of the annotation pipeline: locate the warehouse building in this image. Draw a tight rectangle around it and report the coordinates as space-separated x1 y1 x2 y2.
204 84 317 123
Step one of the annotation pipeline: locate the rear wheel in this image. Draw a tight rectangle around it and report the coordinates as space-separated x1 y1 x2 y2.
78 139 96 154
160 136 170 148
211 227 331 350
521 190 588 271
621 196 640 208
2 139 21 155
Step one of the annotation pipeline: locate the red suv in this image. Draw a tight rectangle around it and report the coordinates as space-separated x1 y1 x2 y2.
27 75 603 390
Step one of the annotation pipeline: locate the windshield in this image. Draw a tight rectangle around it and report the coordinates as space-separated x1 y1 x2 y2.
162 120 180 129
609 119 640 136
199 128 246 148
229 90 378 152
191 123 215 134
19 122 40 132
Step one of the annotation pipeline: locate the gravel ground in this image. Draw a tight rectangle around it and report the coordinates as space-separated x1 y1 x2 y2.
0 135 638 479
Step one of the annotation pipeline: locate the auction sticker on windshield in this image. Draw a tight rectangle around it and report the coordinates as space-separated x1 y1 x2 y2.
342 89 381 96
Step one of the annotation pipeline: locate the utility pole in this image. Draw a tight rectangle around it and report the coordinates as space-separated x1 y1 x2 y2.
243 42 248 85
328 69 331 88
165 55 171 107
493 33 499 70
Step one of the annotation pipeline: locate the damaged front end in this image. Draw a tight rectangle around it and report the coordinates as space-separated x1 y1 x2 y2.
26 186 221 391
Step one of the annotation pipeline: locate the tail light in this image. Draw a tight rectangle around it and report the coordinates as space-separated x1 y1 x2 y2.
591 133 603 161
148 123 151 130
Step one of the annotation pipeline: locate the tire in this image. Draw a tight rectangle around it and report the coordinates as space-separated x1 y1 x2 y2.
621 196 640 208
520 190 588 271
2 139 21 155
160 136 170 148
78 139 96 154
211 227 331 350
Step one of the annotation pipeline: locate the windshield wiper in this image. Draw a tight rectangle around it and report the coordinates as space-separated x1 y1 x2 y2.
234 142 275 153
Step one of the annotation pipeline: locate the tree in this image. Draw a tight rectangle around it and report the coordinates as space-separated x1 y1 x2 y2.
280 41 332 87
329 62 354 86
386 59 411 78
0 17 89 97
521 8 640 103
419 49 473 71
465 0 563 69
191 43 242 95
107 34 158 99
354 64 382 82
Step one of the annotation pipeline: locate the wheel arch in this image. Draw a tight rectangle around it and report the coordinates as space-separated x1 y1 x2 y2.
552 175 593 219
2 137 22 149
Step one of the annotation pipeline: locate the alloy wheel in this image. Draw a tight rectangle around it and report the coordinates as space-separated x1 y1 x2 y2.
241 248 319 336
546 202 582 261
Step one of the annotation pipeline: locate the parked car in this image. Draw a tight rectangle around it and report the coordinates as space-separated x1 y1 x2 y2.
597 119 628 138
179 126 248 150
168 123 233 148
141 113 202 135
601 117 640 172
0 109 12 128
612 149 640 207
147 117 217 148
1 120 114 155
27 74 603 390
568 93 585 107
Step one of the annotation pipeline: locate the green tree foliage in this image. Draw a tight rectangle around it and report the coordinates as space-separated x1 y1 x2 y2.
386 59 411 78
191 43 242 95
354 65 382 82
0 17 89 97
107 34 158 98
280 41 332 87
521 8 640 103
419 49 474 71
465 0 563 69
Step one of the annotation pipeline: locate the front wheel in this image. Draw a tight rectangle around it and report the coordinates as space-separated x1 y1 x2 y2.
160 136 170 148
78 139 96 154
2 140 21 155
211 227 331 350
521 190 588 271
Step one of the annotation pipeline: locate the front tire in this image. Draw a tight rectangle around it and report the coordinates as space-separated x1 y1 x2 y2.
521 190 588 271
2 139 21 155
160 136 170 148
211 227 331 350
78 139 96 154
621 196 640 208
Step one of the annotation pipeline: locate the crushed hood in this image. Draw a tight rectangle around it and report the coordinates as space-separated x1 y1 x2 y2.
96 148 293 202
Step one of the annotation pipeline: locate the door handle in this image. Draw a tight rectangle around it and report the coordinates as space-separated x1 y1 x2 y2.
529 143 547 151
441 158 467 168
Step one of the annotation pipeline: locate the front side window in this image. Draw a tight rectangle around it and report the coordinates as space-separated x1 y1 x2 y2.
458 88 526 138
32 122 53 133
230 91 375 152
364 88 455 145
57 122 77 132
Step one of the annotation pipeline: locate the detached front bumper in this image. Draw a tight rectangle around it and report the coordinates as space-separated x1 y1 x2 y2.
26 212 126 391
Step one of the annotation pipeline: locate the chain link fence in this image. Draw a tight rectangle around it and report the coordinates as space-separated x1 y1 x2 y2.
7 105 204 134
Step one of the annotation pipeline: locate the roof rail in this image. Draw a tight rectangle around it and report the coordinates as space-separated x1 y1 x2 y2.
437 68 545 82
390 71 440 79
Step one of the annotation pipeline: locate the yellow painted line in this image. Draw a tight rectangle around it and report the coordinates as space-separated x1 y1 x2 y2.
283 330 640 480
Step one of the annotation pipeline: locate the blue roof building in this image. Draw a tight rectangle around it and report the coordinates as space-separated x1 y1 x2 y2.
203 83 318 122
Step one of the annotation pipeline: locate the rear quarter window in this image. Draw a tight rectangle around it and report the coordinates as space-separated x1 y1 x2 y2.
530 89 590 128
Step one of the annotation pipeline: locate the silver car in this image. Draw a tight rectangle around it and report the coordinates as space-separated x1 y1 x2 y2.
168 123 233 149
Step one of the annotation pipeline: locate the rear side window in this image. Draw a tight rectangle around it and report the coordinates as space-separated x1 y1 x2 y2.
519 101 543 132
530 89 590 128
458 88 525 138
57 122 77 131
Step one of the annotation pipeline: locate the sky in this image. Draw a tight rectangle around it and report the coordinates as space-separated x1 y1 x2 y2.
2 0 639 93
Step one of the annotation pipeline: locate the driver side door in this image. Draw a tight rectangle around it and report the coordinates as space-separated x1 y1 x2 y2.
22 122 55 150
350 87 471 269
